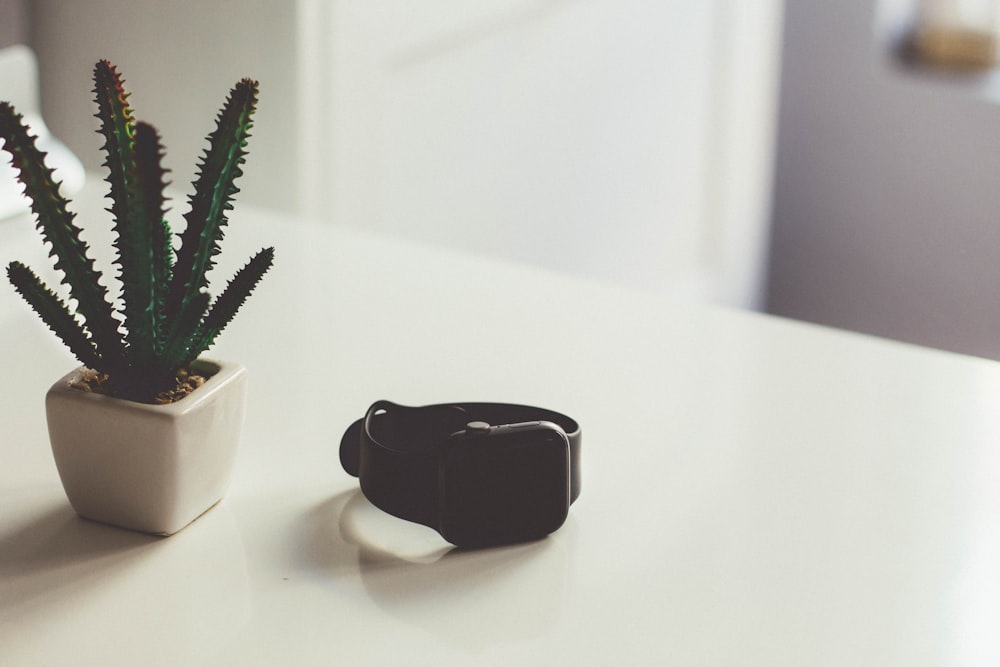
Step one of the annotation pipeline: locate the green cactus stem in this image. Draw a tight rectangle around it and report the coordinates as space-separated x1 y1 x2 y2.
0 60 274 403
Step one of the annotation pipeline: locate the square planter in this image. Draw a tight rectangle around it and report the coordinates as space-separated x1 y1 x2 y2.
45 358 248 535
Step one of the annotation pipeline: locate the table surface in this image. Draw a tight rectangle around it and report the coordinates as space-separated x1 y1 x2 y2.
2 180 1000 666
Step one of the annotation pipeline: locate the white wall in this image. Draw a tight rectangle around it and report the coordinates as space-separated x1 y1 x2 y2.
27 0 783 309
767 0 1000 359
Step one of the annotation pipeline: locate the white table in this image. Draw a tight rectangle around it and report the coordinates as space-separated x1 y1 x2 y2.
2 181 1000 666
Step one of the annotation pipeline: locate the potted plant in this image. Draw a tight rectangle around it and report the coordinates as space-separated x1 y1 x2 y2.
0 60 274 535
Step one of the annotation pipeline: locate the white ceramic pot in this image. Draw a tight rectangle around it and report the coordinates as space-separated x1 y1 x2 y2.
45 358 248 535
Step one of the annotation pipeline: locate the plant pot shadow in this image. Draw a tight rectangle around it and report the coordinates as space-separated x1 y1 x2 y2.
0 502 160 571
0 497 251 663
0 501 160 611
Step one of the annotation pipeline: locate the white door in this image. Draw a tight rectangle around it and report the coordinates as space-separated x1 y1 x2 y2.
301 0 783 308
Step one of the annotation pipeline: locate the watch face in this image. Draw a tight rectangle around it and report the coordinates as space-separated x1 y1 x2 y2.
439 425 570 549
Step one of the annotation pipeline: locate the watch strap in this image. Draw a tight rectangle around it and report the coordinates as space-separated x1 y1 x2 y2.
339 401 582 531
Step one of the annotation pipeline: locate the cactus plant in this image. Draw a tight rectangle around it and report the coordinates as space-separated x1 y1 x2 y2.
0 60 273 403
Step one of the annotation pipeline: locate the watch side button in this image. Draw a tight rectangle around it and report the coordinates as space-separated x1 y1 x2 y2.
466 421 491 435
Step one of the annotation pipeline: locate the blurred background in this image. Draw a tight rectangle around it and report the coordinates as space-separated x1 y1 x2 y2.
4 0 1000 359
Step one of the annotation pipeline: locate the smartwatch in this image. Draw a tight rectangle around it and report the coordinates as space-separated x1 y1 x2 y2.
339 400 582 549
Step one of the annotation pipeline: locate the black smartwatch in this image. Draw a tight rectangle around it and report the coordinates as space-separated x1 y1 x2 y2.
339 400 582 549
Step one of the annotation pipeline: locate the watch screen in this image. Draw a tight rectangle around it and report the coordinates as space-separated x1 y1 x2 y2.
440 428 570 548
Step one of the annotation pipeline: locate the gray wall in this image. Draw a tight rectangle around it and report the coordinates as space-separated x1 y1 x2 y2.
0 0 27 48
767 0 1000 359
27 0 301 213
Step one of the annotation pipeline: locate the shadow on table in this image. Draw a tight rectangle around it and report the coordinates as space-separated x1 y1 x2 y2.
301 490 573 652
0 502 158 609
0 497 251 662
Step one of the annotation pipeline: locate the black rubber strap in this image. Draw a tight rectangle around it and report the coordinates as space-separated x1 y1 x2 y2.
339 401 582 530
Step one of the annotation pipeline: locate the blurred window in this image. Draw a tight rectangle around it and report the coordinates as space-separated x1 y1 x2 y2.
909 0 1000 68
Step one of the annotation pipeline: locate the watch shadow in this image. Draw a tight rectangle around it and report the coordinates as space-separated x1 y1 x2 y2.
302 489 553 571
301 489 572 652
